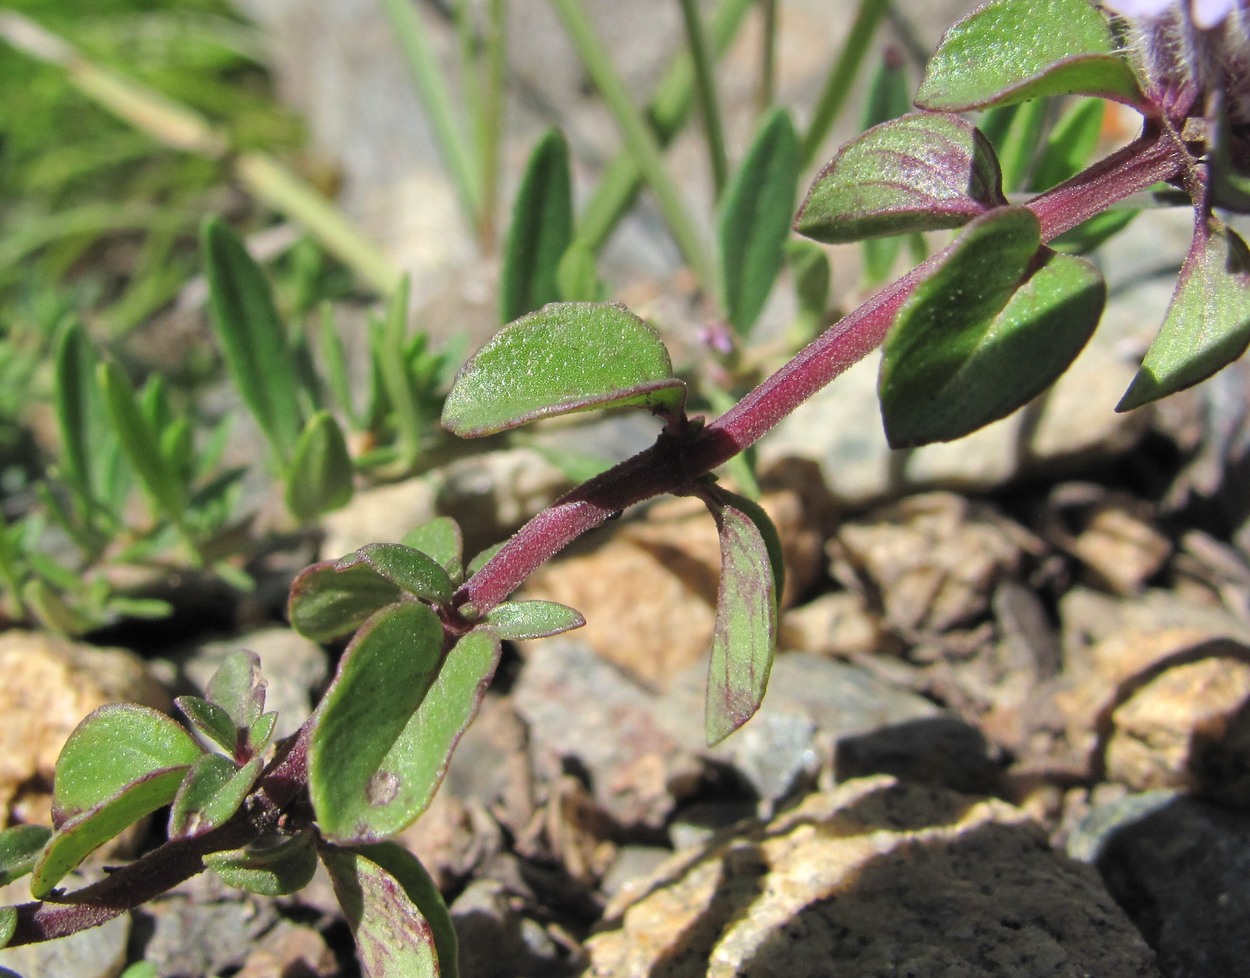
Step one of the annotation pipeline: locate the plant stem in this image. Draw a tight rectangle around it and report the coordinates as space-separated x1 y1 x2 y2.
800 0 889 167
548 0 715 288
478 0 508 251
456 128 1189 615
758 0 777 113
678 0 728 197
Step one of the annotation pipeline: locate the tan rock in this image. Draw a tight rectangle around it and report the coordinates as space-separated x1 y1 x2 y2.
832 492 1030 635
1069 500 1171 595
0 631 170 826
587 777 1158 978
233 921 338 978
521 491 821 688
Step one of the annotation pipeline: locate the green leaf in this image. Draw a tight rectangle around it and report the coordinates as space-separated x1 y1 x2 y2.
285 411 355 522
858 48 913 284
915 0 1142 112
337 544 454 604
704 492 779 746
0 825 52 886
248 713 279 754
287 561 406 643
1030 97 1106 190
207 649 267 731
502 130 574 323
483 601 585 640
555 241 603 302
310 607 500 841
1050 207 1138 254
202 216 304 463
52 704 202 822
988 97 1049 193
206 831 317 896
33 767 192 898
320 842 458 978
880 206 1105 446
442 302 687 437
175 696 239 754
0 906 14 949
794 113 1003 244
168 754 262 838
99 361 186 522
785 241 830 326
719 108 800 336
1118 220 1250 410
400 518 464 584
53 323 121 510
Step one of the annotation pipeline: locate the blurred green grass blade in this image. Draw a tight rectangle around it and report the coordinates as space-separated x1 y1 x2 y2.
99 361 186 524
285 411 355 522
1031 97 1105 190
502 130 574 323
202 216 304 466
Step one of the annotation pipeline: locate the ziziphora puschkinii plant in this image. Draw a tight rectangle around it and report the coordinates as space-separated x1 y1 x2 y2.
3 1 1248 975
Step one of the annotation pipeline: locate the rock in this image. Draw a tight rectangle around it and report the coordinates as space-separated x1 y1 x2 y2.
177 628 329 740
0 909 128 978
1078 792 1250 978
440 693 535 836
512 638 703 830
586 776 1159 978
1052 626 1250 799
1060 586 1250 650
659 653 951 803
451 878 585 978
397 790 505 893
0 631 170 826
830 493 1031 635
1039 486 1171 595
779 591 895 658
319 475 438 559
521 492 822 689
232 920 338 978
131 871 278 978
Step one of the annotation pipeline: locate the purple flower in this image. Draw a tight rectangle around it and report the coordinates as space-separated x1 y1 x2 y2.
1104 0 1237 29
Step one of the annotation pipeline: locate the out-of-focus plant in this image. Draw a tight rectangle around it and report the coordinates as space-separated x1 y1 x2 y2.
5 1 1249 975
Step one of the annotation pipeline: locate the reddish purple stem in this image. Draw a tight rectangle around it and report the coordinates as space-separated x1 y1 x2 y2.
458 127 1189 616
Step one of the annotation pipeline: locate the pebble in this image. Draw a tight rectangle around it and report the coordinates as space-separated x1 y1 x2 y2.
586 776 1160 977
0 631 170 826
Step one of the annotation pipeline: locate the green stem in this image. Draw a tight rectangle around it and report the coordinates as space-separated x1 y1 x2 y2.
549 0 714 288
578 0 753 251
800 0 890 167
377 0 482 230
678 0 728 197
478 0 508 251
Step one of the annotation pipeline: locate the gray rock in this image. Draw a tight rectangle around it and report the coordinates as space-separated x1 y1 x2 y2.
513 638 702 830
0 911 128 978
451 878 584 978
1080 792 1250 978
660 652 948 802
587 776 1161 978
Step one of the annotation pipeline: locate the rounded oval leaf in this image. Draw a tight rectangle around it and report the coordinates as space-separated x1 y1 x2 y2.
880 206 1105 446
441 302 686 437
482 600 585 640
336 544 454 604
795 113 1003 244
704 492 780 746
321 841 458 978
288 561 405 643
206 831 317 897
401 518 465 584
169 754 263 839
285 411 354 522
0 825 52 886
311 607 502 842
915 0 1143 112
53 704 202 822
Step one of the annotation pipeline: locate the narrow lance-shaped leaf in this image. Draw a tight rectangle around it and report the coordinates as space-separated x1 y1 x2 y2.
168 754 262 838
1118 219 1250 410
914 0 1143 112
207 649 267 731
0 905 14 949
311 605 501 841
704 490 780 746
99 361 186 522
1030 97 1106 191
502 129 574 323
794 113 1004 244
442 302 686 436
54 324 123 512
285 410 355 522
719 108 800 336
202 216 304 464
880 206 1106 446
320 842 458 978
